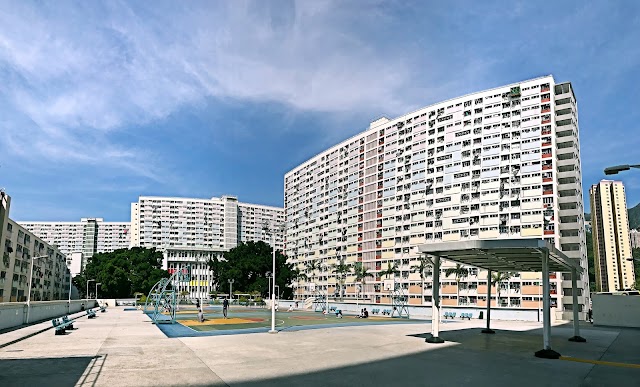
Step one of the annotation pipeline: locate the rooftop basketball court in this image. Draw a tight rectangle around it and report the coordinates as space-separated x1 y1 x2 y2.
149 306 426 338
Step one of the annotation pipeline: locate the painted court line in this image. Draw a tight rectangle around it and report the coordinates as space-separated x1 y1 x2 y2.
559 356 640 369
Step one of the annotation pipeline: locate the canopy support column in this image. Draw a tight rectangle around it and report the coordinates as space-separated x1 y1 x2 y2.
482 269 495 334
426 255 444 344
535 249 561 359
568 267 586 342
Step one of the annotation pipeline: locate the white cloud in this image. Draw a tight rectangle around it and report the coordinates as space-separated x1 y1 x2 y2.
0 0 428 181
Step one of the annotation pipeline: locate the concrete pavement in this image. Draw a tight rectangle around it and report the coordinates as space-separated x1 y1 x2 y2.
0 307 638 386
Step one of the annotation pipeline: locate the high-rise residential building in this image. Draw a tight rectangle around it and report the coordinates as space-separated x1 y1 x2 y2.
589 180 636 291
285 75 589 320
20 218 130 275
1 192 71 302
130 195 284 299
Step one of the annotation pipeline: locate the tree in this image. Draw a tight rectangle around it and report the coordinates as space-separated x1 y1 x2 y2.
332 259 352 301
291 267 308 299
352 261 374 305
306 259 321 287
445 263 469 305
411 257 433 304
75 247 169 298
491 272 516 307
379 262 400 280
207 241 296 299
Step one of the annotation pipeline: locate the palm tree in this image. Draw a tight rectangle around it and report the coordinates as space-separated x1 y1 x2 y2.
306 259 321 287
444 263 469 305
411 256 433 305
379 262 400 280
491 272 515 307
331 259 351 301
352 262 374 307
291 267 308 300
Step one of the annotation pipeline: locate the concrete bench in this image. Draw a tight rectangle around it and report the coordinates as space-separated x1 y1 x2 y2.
52 317 73 335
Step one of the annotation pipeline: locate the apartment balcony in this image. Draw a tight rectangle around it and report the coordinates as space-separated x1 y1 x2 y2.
559 221 579 231
558 168 580 181
559 235 581 245
556 157 577 167
556 112 574 122
563 295 585 305
558 207 581 218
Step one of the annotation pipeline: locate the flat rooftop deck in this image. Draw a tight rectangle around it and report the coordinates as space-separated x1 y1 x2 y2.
0 306 638 386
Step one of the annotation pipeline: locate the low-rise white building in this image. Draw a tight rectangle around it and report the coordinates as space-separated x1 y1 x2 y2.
1 192 71 302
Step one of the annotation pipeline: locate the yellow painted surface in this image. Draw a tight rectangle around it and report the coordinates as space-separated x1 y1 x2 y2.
521 227 543 237
479 229 499 238
409 285 422 294
522 285 541 295
382 251 394 259
559 357 640 369
443 233 460 242
180 318 263 327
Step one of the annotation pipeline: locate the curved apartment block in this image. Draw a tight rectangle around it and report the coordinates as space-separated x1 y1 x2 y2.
285 75 588 320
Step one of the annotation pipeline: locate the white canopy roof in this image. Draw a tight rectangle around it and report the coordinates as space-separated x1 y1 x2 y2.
418 239 582 273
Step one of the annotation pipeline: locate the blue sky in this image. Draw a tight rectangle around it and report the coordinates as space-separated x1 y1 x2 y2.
1 0 640 221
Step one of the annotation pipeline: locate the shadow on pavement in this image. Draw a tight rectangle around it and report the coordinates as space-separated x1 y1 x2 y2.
222 325 639 387
0 355 103 387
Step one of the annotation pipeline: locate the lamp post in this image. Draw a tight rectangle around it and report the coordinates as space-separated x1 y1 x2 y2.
26 255 49 324
68 273 73 313
266 272 272 301
86 279 95 301
95 282 101 301
269 230 277 334
604 164 640 175
228 279 235 303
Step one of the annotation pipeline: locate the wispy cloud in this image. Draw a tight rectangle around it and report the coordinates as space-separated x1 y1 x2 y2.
0 0 427 181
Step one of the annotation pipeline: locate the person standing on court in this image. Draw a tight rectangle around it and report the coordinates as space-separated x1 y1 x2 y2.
223 297 229 319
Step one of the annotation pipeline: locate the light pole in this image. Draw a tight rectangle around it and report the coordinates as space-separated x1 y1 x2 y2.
68 273 73 313
228 279 235 303
604 164 640 175
266 272 272 301
95 282 101 301
323 263 329 313
270 230 277 334
26 255 49 324
86 279 95 301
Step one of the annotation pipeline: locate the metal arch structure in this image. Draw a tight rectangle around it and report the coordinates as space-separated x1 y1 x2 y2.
144 265 191 324
390 282 410 319
312 290 327 312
